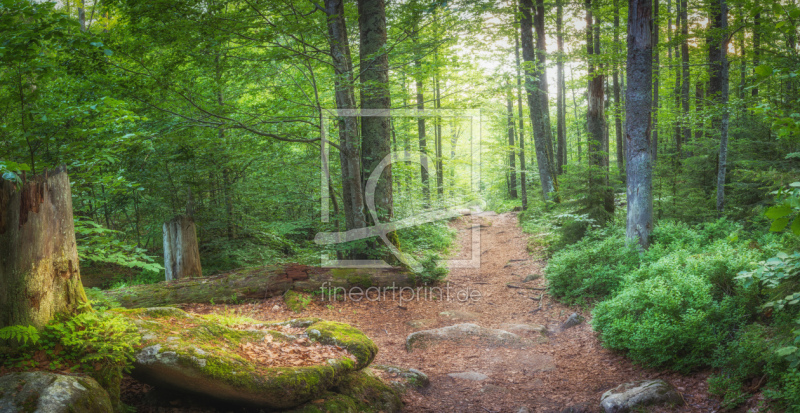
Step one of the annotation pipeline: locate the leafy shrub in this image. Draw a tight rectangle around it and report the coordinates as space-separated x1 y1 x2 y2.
766 369 800 412
592 239 762 372
545 224 640 305
709 324 774 409
410 253 448 285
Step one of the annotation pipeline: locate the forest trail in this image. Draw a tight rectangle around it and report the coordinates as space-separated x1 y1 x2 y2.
177 212 718 412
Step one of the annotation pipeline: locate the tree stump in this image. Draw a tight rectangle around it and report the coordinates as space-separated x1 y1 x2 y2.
163 215 202 281
0 166 89 329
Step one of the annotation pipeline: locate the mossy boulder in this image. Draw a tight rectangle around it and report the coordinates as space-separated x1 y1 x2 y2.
406 323 539 352
287 370 402 413
0 371 113 413
117 308 378 409
371 365 430 391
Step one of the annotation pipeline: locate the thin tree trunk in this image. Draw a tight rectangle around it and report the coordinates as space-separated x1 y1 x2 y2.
0 166 89 329
535 0 558 179
507 93 519 199
626 0 654 249
695 81 704 141
435 74 444 200
652 0 660 162
672 0 682 157
79 0 86 32
711 0 729 213
358 0 393 222
520 0 556 201
556 0 567 175
752 12 760 97
324 0 367 232
614 0 625 180
515 30 529 211
680 0 691 151
587 0 610 218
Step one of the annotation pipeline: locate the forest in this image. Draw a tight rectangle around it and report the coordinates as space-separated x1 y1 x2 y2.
1 0 800 411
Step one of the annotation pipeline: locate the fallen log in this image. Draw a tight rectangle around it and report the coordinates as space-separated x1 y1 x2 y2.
101 264 414 308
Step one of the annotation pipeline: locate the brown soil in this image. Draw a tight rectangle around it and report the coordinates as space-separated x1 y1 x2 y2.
123 212 733 412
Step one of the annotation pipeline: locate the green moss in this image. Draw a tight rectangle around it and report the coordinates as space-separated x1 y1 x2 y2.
335 370 402 412
306 321 377 370
330 269 372 288
284 290 312 313
286 392 360 413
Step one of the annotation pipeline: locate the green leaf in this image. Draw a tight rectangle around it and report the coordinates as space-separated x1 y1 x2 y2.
791 8 800 19
766 205 793 219
755 64 774 77
776 346 798 357
792 216 800 235
104 49 113 56
770 217 791 232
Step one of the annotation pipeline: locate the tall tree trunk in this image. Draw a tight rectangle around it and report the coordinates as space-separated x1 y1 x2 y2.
695 81 704 141
752 12 760 97
507 93 519 199
515 30 529 211
709 0 729 212
0 166 89 329
680 0 691 150
613 0 625 181
535 0 557 178
571 71 583 162
79 0 86 32
556 0 567 175
651 0 659 162
520 0 556 201
586 0 610 218
412 13 430 207
358 0 393 222
324 0 366 232
163 215 203 281
626 0 654 249
672 0 682 157
435 74 444 200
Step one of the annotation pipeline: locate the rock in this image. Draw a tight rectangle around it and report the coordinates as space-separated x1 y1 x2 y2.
499 323 547 337
600 379 684 413
0 371 113 413
516 407 532 413
406 319 436 329
287 370 402 413
406 323 539 352
272 304 281 311
372 365 430 390
480 384 509 394
523 274 541 282
439 310 480 321
117 308 377 409
448 372 488 381
559 313 584 331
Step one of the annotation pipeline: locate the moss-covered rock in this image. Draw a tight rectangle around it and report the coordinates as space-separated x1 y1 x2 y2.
287 370 403 413
117 308 378 410
371 365 430 391
306 321 378 370
0 371 113 413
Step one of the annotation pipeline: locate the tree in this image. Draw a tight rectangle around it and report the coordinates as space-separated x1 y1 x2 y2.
613 0 625 181
519 0 557 201
708 0 730 212
556 0 567 175
359 0 393 223
507 90 519 199
163 215 202 281
586 0 612 219
626 0 654 248
0 166 90 329
324 0 367 232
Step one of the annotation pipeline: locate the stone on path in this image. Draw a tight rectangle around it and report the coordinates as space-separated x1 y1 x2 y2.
447 372 488 381
372 365 430 390
558 313 585 332
499 323 547 337
406 319 436 328
0 371 113 413
406 323 536 352
600 379 683 413
523 274 541 282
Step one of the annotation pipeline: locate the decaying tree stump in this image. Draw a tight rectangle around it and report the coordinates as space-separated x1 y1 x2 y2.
0 166 89 329
163 215 202 281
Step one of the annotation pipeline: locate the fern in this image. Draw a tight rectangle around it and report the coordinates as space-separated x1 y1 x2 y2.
0 325 40 345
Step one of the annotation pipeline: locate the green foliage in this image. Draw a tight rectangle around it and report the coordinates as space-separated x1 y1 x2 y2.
545 223 639 305
0 325 39 345
765 369 800 412
708 324 775 410
74 217 162 273
410 253 448 285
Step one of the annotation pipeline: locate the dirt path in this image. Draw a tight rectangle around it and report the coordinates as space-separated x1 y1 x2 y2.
177 212 720 412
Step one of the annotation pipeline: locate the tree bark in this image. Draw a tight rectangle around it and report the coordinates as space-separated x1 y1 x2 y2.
556 0 567 175
358 0 393 223
752 12 760 97
586 0 611 218
711 0 729 213
163 215 203 281
0 166 89 329
626 0 654 249
514 29 529 211
680 0 691 150
520 0 556 201
507 93 519 199
651 0 659 163
324 0 367 232
535 0 557 178
613 0 625 181
102 264 414 309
